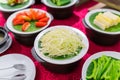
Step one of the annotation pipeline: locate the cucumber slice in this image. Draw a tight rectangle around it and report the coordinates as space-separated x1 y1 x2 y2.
56 0 71 6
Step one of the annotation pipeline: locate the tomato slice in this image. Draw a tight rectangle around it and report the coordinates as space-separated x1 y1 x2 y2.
39 17 49 22
35 21 47 27
22 22 30 31
13 18 25 26
36 12 46 20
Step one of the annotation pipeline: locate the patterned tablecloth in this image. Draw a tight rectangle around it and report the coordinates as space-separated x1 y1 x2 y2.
0 0 120 80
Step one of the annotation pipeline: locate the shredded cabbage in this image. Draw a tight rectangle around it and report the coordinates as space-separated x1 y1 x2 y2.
39 28 84 58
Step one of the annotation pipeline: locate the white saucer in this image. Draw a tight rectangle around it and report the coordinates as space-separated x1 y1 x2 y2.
0 54 36 80
0 35 12 54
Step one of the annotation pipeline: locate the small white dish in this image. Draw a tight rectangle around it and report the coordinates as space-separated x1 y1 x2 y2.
0 34 12 54
0 0 35 12
82 51 120 80
0 54 36 80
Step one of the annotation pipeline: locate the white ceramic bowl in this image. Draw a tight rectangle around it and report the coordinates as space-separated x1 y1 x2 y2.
41 0 78 8
82 51 120 80
85 9 120 35
34 25 89 65
41 0 78 19
6 8 53 46
0 0 35 12
84 9 120 45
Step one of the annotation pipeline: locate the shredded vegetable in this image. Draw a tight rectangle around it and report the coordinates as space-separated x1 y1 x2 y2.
39 28 84 59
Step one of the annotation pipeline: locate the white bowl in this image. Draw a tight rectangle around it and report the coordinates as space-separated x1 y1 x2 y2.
84 9 120 45
41 0 78 19
82 51 120 80
6 8 53 35
41 0 78 8
0 0 35 12
34 25 89 65
85 8 120 35
6 8 53 46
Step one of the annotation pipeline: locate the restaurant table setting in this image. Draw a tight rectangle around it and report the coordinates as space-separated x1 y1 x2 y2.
0 0 120 80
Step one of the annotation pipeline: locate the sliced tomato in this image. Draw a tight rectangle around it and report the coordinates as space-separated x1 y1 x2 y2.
24 11 33 20
36 12 46 20
22 15 31 21
35 21 47 27
13 18 25 26
34 10 40 20
30 9 36 20
39 17 49 22
22 22 30 31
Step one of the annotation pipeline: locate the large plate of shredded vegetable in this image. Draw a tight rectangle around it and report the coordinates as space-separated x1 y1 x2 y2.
82 51 120 80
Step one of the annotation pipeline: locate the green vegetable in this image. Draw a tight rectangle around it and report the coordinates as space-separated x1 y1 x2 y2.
51 0 56 4
56 0 71 6
86 55 120 80
0 0 29 9
86 60 97 79
8 0 27 6
50 0 71 6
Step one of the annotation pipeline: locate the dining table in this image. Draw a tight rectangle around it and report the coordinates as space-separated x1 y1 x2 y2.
0 0 120 80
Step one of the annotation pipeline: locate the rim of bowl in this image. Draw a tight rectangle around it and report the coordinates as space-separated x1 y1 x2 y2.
82 51 120 80
0 27 8 45
41 0 78 8
6 8 53 35
0 0 35 12
85 8 120 35
34 25 89 65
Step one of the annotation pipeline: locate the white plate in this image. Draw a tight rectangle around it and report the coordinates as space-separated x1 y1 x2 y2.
0 54 36 80
0 35 12 54
82 51 120 80
0 0 35 12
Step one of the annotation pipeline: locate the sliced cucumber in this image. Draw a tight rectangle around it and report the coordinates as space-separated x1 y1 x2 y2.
56 0 71 6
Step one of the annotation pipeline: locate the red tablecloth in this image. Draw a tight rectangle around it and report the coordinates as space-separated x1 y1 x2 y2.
0 0 120 80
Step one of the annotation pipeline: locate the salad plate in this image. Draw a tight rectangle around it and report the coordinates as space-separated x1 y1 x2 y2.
0 54 36 80
0 0 35 12
82 51 120 80
0 34 12 54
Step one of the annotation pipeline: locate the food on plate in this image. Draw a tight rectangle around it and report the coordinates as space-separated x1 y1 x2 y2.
0 0 29 9
39 28 84 59
0 33 4 42
13 9 49 32
50 0 71 6
93 11 120 30
86 55 120 80
8 0 27 6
